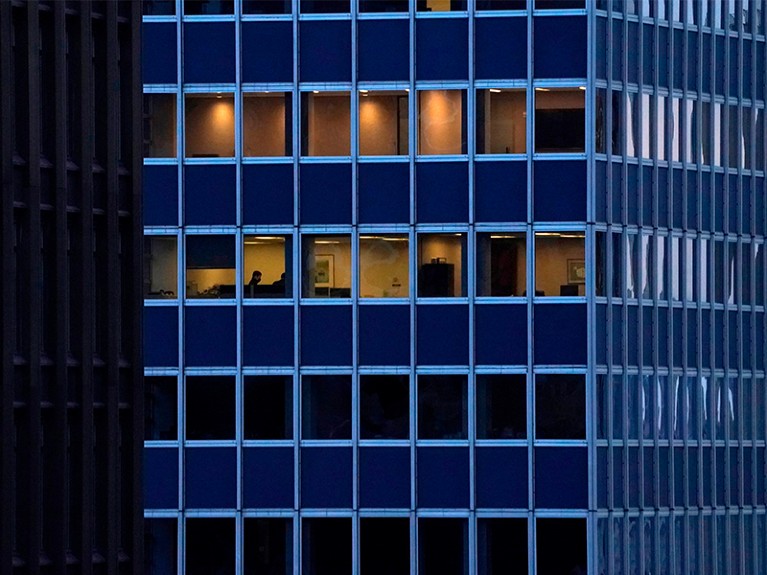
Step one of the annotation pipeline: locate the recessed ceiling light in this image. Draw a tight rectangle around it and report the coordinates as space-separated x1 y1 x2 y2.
489 88 502 93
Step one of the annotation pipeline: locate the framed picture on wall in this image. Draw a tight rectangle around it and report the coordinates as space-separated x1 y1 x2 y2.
567 259 586 284
315 254 335 288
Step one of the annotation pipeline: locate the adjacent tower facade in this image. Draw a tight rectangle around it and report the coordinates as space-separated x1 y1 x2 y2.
142 0 766 573
1 1 144 573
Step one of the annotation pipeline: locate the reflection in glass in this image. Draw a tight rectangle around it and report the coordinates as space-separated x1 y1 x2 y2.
301 91 351 156
657 95 666 161
144 236 178 298
243 235 291 298
418 375 468 440
185 93 235 158
360 375 409 439
144 519 178 575
534 88 585 153
184 0 234 14
145 376 177 440
243 92 291 157
418 90 466 155
144 0 176 14
143 94 176 158
359 90 408 156
655 235 666 300
476 375 526 439
244 519 292 575
359 235 409 298
476 233 526 297
535 374 586 440
626 92 638 157
534 232 586 297
186 235 236 299
476 89 526 154
418 233 466 297
302 235 351 298
301 375 351 440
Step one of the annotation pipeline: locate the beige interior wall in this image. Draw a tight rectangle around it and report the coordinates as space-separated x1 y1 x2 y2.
359 95 402 156
359 238 410 297
534 236 585 296
243 240 286 285
535 89 585 110
243 95 286 157
305 238 352 289
309 95 351 156
185 96 235 157
420 235 463 295
419 90 463 155
484 91 526 154
186 269 237 296
423 0 452 10
149 237 178 293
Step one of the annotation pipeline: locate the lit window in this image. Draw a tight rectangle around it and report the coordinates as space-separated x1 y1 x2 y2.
185 235 236 299
535 374 586 440
418 233 466 297
243 92 291 157
417 375 468 440
301 91 351 157
301 375 352 440
418 90 466 155
144 236 178 299
476 374 526 439
416 0 467 11
185 376 235 440
184 93 235 158
476 232 526 297
359 90 409 156
360 375 409 439
301 234 351 298
359 234 409 298
534 88 585 153
243 235 291 298
476 89 526 154
143 94 176 158
244 376 292 440
534 231 586 297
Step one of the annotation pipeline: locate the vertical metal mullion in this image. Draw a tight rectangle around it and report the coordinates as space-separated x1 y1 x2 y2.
408 0 417 557
0 0 16 571
105 4 122 572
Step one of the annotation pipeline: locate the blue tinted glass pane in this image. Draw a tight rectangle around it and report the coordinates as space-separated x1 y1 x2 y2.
474 161 526 223
184 306 237 367
416 19 468 81
144 448 178 509
185 448 237 508
416 162 469 223
183 23 236 83
475 447 527 508
242 22 293 83
416 447 469 508
534 161 587 221
299 163 352 225
144 306 178 367
242 164 294 225
359 305 410 365
358 162 410 224
242 448 294 508
534 447 588 508
534 17 587 79
359 447 411 508
142 23 177 84
299 21 351 82
475 18 526 80
533 304 587 365
475 304 527 365
184 165 236 225
144 165 178 227
416 305 469 365
242 307 294 367
300 447 353 508
300 306 353 366
358 20 409 82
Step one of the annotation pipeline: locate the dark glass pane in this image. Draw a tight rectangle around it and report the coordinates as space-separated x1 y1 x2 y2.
360 518 410 575
477 518 528 575
536 519 587 574
419 519 468 575
302 518 352 575
184 0 234 14
244 518 292 575
418 375 468 440
186 376 235 440
244 376 292 440
145 376 177 440
476 375 526 439
302 375 352 439
186 518 236 575
144 519 177 575
535 374 586 440
360 375 409 439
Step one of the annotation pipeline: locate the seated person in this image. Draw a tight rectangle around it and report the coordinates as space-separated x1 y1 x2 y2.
248 270 262 287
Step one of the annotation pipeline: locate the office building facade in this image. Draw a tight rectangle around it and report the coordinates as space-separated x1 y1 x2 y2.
142 0 766 573
0 0 144 574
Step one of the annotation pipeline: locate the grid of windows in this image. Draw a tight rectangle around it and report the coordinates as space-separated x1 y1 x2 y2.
143 0 766 572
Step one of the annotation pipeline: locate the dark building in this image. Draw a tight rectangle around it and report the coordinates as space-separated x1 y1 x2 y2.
141 0 767 573
0 1 143 573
